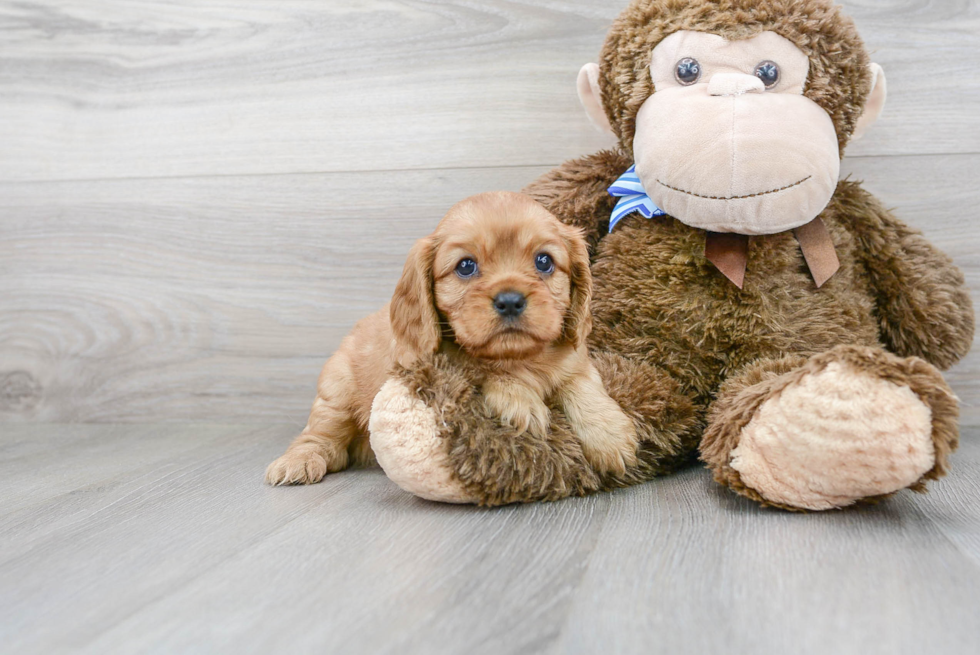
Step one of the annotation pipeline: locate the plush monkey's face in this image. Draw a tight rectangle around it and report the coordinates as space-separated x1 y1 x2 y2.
579 25 886 235
636 31 838 235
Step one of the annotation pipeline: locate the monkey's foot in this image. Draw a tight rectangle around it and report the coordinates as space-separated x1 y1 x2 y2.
369 377 475 504
702 346 959 510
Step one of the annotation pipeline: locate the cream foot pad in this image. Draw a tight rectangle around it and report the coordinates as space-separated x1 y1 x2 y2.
730 362 934 510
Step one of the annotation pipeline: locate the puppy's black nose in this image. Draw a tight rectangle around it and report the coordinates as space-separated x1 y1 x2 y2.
493 291 526 318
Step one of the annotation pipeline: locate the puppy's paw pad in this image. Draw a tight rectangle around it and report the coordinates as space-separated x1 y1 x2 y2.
265 450 329 486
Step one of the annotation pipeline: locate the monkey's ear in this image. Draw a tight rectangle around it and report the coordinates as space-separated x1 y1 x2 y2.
559 223 594 349
577 63 615 137
852 63 887 141
390 237 441 368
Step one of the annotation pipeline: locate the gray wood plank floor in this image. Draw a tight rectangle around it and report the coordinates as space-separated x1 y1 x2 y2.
2 424 979 655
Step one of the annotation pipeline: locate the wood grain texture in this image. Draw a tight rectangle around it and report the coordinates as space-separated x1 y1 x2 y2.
1 423 979 654
1 156 977 424
0 0 978 183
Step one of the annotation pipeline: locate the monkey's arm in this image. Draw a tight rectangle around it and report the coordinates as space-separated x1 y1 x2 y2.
370 353 603 505
369 351 700 505
522 149 632 252
842 181 974 370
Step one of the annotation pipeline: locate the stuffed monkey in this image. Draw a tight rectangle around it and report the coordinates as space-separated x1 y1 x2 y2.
368 0 974 510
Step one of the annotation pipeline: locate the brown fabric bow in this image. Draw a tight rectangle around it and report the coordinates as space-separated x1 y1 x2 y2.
704 217 839 289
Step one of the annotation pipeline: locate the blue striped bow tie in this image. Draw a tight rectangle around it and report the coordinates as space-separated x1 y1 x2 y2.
607 165 666 231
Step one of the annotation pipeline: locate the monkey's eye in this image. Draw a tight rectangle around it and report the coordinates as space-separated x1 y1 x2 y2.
754 60 779 88
455 258 478 278
534 253 555 274
674 58 701 85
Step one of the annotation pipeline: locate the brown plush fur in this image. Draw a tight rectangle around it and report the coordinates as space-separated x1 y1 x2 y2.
388 0 973 508
844 190 975 369
399 349 701 505
399 355 602 505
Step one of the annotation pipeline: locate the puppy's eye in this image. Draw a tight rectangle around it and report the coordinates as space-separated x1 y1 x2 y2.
455 257 478 278
674 57 701 85
534 253 555 274
754 60 779 88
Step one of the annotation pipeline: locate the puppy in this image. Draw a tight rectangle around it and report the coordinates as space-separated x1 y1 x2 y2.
265 191 638 486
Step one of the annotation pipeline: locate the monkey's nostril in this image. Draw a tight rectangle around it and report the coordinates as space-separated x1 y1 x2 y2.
493 291 526 318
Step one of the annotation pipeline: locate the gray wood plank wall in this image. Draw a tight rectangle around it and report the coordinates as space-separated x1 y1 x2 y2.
2 0 978 425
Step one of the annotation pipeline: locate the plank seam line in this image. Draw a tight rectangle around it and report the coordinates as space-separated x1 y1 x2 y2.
1 151 977 185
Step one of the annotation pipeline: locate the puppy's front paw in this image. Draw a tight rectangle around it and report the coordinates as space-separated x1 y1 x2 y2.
521 400 552 440
265 447 335 486
497 397 552 440
482 378 551 439
560 372 639 476
578 413 638 476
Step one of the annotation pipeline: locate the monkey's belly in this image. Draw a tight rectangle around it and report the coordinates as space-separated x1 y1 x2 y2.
588 217 880 399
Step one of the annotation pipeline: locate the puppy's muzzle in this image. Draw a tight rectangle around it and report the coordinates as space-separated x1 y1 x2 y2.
493 291 526 319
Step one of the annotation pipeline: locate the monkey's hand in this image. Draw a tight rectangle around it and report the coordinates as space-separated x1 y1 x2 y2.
845 181 974 369
369 354 602 506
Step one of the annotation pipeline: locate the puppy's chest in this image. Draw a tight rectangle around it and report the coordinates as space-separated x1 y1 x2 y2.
478 354 576 399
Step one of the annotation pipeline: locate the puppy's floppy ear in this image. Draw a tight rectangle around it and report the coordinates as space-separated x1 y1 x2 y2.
391 236 441 367
559 223 593 348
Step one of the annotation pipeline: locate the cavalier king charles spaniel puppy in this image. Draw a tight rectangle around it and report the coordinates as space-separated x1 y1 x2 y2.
266 191 638 486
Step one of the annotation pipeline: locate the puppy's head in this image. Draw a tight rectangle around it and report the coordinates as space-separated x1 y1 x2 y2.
391 191 591 365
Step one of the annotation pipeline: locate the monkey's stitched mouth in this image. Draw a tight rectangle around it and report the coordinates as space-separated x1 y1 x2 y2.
656 175 811 200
